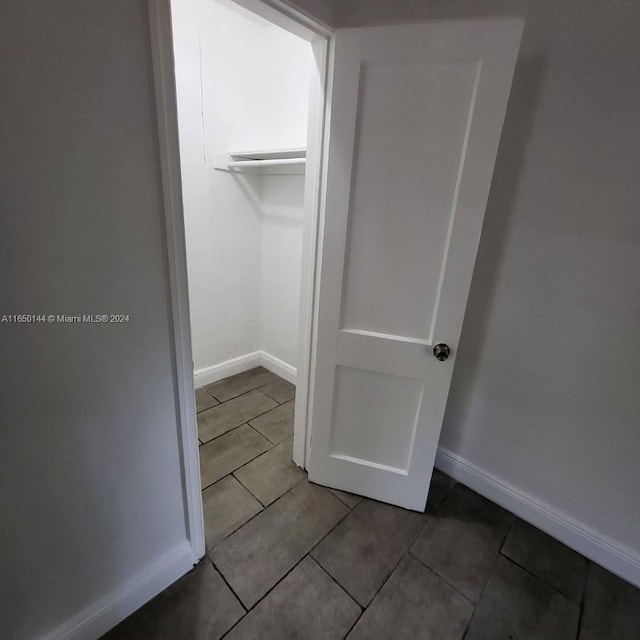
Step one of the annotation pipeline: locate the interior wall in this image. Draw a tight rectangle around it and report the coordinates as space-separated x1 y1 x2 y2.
173 0 310 376
172 0 263 372
0 2 190 638
260 175 306 367
252 18 310 371
297 0 640 577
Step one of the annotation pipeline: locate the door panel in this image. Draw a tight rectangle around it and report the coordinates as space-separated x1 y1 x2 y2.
341 60 479 341
330 366 424 472
309 19 523 510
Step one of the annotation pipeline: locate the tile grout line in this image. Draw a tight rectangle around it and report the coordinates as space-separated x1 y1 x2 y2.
306 557 365 638
259 387 295 405
498 547 585 604
198 412 275 447
203 369 274 403
202 447 319 629
203 382 278 407
199 425 274 492
212 470 307 534
201 483 265 554
305 500 414 609
460 515 517 639
200 376 495 638
126 361 632 640
203 370 292 405
243 421 284 455
247 401 296 445
217 551 363 640
208 441 468 629
212 483 356 621
198 396 285 446
407 547 475 606
374 486 473 604
233 462 307 509
575 561 591 640
328 491 360 509
203 555 248 620
217 555 313 639
317 507 443 632
345 506 469 614
207 475 324 573
309 480 464 615
218 553 324 640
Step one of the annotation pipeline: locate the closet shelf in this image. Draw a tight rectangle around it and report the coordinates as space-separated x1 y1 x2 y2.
214 148 306 175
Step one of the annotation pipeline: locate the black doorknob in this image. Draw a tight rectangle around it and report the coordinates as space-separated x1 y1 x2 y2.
433 343 450 362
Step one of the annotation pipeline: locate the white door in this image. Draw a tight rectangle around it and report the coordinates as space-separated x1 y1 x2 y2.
307 19 523 511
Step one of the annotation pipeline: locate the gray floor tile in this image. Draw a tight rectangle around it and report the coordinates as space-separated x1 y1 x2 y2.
579 562 640 640
200 425 271 489
311 499 427 606
225 557 361 640
205 367 277 402
198 390 277 443
249 401 295 444
466 556 580 640
234 438 305 506
502 518 587 602
347 555 472 640
426 468 456 514
101 560 244 640
328 487 363 509
211 480 348 608
196 388 219 413
411 484 513 601
203 476 262 550
259 377 295 403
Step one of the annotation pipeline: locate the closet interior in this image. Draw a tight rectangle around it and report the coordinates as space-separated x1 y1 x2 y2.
172 0 313 392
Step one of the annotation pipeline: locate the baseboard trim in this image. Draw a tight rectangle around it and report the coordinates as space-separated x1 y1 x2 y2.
194 350 297 388
260 351 297 384
435 447 640 588
194 351 262 388
40 541 194 640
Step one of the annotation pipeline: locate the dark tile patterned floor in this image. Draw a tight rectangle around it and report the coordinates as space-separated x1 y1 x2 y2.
103 368 640 640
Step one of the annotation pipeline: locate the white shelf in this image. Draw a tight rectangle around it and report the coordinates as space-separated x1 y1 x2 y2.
214 148 306 174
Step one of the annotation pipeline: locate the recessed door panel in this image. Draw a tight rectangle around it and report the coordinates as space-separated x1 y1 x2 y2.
341 61 479 341
329 366 424 472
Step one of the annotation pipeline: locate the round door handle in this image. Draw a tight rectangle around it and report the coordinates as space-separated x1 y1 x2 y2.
433 343 450 362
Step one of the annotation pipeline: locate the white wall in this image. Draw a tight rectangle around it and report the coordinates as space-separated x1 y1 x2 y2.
173 0 263 372
173 0 310 376
260 175 306 367
0 2 191 638
298 0 640 582
254 16 311 370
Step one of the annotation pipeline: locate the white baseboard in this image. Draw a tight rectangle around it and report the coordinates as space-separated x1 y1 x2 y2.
260 351 297 384
194 350 296 389
41 541 194 640
435 447 640 589
194 351 262 388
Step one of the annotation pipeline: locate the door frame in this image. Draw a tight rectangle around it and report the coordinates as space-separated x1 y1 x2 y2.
147 0 332 562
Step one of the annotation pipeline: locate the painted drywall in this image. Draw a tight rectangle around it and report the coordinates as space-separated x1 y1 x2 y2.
260 175 306 367
172 0 263 372
0 2 190 638
249 19 309 370
297 0 640 578
173 0 310 375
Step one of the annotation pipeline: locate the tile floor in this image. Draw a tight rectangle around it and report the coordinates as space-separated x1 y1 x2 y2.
103 367 640 640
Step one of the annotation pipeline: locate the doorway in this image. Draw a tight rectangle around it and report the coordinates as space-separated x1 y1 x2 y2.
151 0 522 558
149 0 330 557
